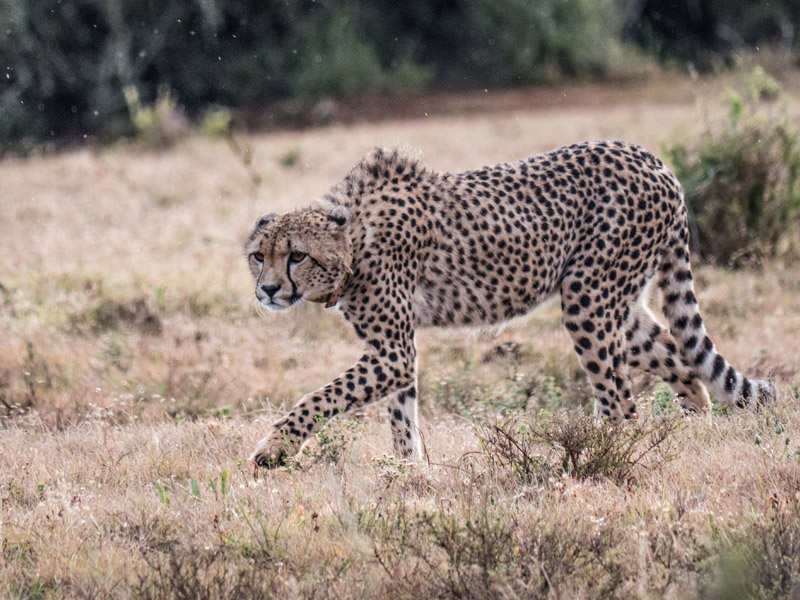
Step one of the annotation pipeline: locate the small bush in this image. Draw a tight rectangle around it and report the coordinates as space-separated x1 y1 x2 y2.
291 5 433 99
372 493 627 599
704 492 800 599
423 360 531 417
0 342 63 421
423 349 590 418
123 85 189 147
624 2 800 70
373 500 519 599
70 297 162 336
664 67 800 266
199 107 234 138
134 545 281 600
467 0 643 84
480 411 683 485
297 414 365 468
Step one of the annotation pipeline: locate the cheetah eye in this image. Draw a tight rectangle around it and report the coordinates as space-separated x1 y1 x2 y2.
289 251 307 264
252 252 264 263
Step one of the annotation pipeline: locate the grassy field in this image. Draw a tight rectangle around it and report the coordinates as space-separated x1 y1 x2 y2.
2 73 800 598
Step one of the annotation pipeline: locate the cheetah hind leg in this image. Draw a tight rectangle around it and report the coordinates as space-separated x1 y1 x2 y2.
560 279 636 421
624 299 711 413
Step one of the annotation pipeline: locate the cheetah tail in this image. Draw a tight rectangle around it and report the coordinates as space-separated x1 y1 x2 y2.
657 211 776 408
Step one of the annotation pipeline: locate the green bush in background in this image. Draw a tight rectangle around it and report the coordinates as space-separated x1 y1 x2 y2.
0 0 628 150
625 0 800 68
664 68 800 266
291 4 433 98
2 0 800 149
466 0 633 83
0 0 307 147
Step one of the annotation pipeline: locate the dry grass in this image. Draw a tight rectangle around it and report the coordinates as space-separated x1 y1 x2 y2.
1 73 800 598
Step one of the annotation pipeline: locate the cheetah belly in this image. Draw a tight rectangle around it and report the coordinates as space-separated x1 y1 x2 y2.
413 251 560 328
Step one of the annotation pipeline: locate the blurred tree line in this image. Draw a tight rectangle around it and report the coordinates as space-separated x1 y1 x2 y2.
2 0 799 149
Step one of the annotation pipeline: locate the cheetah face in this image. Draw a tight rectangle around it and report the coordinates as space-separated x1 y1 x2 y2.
244 203 352 311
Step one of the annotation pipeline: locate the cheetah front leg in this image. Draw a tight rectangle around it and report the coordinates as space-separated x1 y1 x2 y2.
251 341 416 468
387 384 422 460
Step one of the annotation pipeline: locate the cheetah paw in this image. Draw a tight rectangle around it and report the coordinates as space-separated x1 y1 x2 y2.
756 380 777 406
250 429 295 470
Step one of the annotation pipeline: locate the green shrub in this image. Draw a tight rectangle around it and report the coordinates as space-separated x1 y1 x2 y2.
123 85 188 147
292 6 384 98
291 5 433 98
0 0 306 149
624 1 800 70
664 67 800 266
467 0 640 84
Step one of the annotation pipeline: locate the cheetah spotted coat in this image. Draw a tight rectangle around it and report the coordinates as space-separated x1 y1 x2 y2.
247 141 775 467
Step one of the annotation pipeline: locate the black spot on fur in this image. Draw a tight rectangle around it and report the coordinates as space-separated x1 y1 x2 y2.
711 355 725 381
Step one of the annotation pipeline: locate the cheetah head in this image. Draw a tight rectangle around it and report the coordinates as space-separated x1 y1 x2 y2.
244 201 353 311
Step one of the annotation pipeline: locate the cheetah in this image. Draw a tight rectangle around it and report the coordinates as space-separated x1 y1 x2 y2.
245 141 775 468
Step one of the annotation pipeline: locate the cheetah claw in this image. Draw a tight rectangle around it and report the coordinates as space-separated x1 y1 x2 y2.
250 432 292 471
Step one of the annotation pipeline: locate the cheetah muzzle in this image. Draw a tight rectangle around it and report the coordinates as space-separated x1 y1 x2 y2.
244 142 776 470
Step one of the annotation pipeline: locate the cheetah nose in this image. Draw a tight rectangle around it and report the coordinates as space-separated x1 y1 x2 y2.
261 284 280 298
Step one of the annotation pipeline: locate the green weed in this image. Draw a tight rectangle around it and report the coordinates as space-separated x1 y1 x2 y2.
155 482 171 507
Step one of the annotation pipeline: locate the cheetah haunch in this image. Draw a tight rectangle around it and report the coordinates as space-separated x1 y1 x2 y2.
245 141 775 468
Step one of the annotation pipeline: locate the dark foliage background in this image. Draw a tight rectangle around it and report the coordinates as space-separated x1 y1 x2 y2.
2 0 800 147
626 0 800 65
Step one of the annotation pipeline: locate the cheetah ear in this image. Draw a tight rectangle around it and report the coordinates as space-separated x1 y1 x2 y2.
255 213 276 230
245 213 277 249
327 204 350 228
